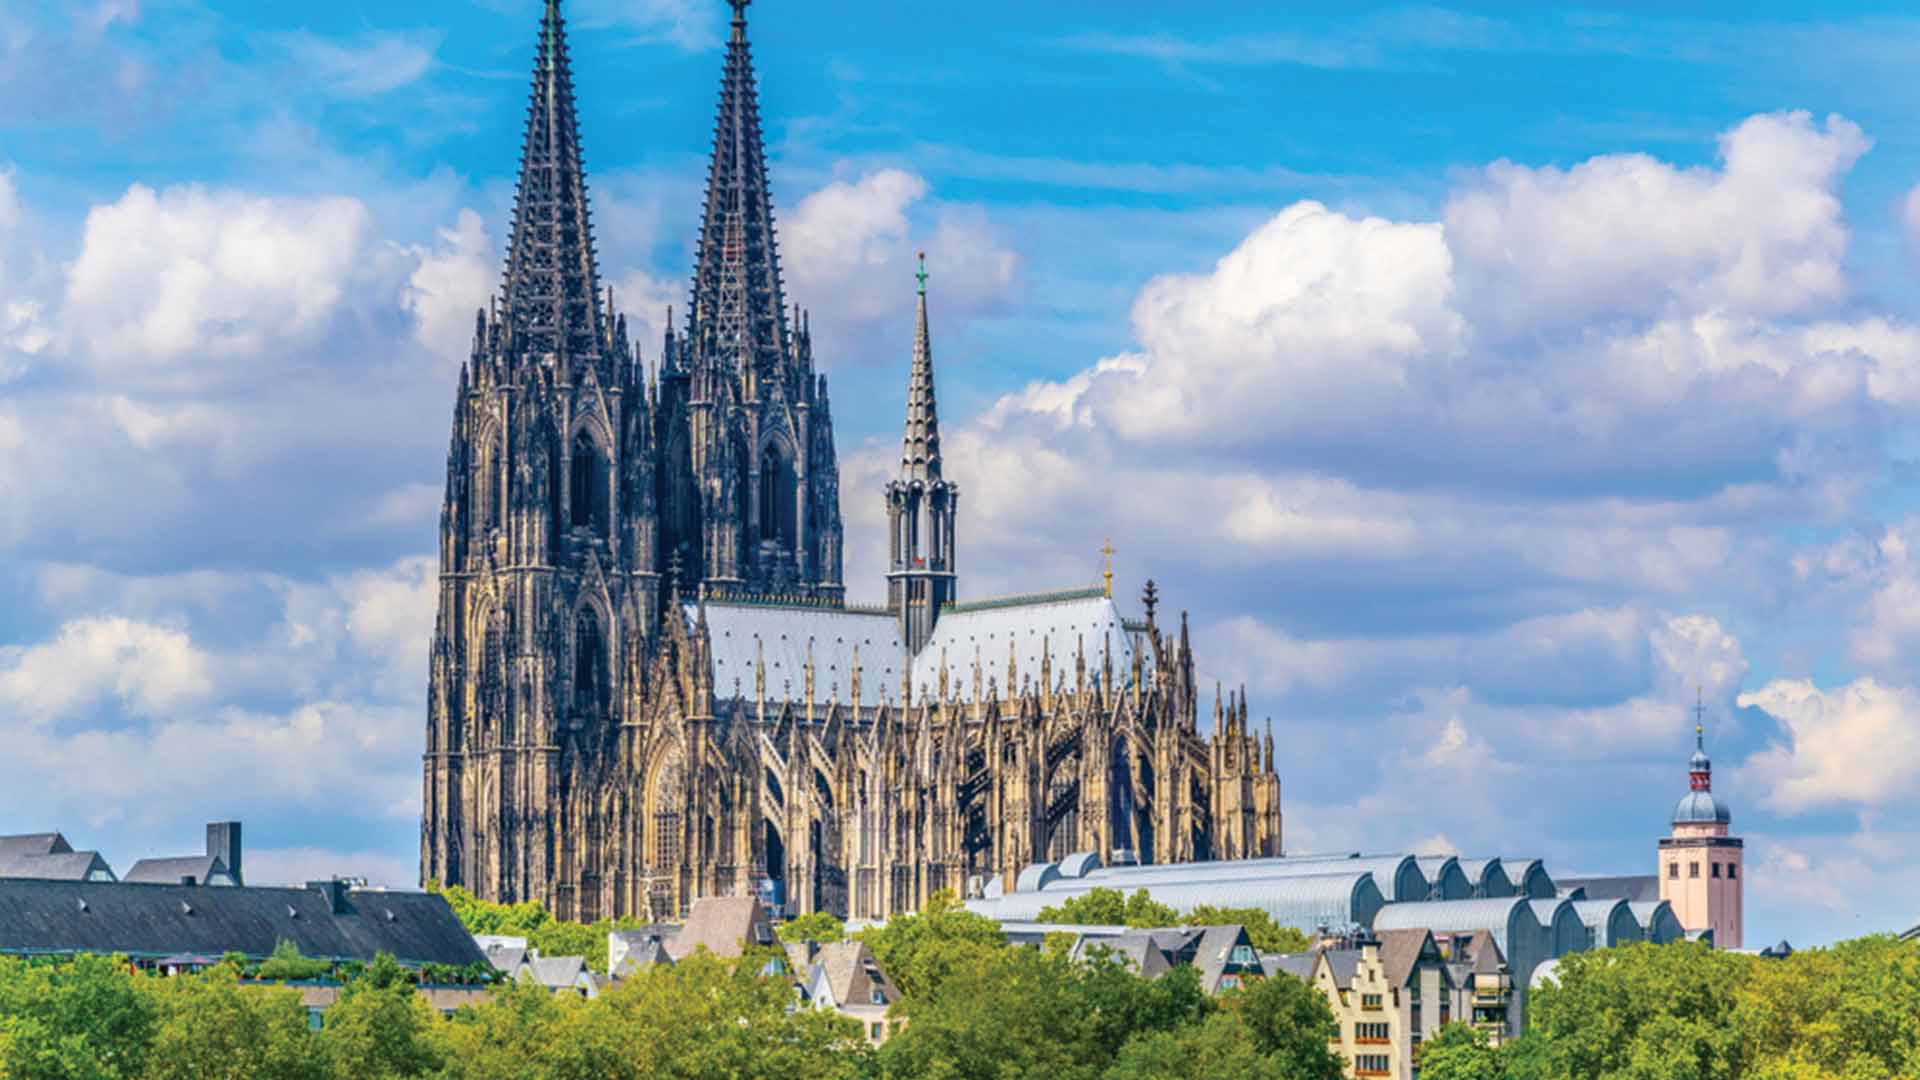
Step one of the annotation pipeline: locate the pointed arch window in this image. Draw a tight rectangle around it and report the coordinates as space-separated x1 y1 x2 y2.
571 432 609 536
574 607 606 718
760 445 796 545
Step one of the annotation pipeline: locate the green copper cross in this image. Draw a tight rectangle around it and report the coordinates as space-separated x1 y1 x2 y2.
916 251 929 296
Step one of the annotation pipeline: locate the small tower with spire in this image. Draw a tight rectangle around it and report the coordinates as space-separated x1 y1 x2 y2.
1658 692 1743 948
886 253 960 654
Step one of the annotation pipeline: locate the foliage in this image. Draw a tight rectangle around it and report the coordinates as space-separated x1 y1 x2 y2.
0 953 155 1080
777 911 847 945
1419 1022 1507 1080
142 963 322 1080
877 942 1213 1080
1510 941 1751 1080
854 889 1010 1000
428 881 642 974
254 939 334 982
1220 964 1347 1080
436 952 868 1080
1034 887 1179 929
1179 904 1312 953
319 962 445 1080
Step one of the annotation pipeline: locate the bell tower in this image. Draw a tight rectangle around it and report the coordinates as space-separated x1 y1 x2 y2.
1658 696 1743 948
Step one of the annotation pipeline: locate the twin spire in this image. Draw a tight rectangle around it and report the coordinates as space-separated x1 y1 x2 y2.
501 0 605 362
688 0 790 375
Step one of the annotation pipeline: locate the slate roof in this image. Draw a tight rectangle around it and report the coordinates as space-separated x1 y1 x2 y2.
0 879 485 967
1319 947 1363 990
1262 951 1318 980
0 851 116 883
809 941 897 1008
666 896 775 960
1555 875 1659 903
523 955 587 989
1376 928 1437 989
123 856 233 887
0 834 71 859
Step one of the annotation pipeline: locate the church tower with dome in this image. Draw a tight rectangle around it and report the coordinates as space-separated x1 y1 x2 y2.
1657 703 1743 948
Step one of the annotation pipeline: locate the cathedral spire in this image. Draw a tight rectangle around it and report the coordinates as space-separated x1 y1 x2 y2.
901 253 943 483
500 0 605 362
689 0 788 377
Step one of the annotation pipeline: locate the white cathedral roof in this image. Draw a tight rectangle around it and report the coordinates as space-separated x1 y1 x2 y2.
910 588 1145 704
689 587 1151 710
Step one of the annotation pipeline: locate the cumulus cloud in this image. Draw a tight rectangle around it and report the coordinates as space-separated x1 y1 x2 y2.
404 209 494 367
64 184 377 375
1741 678 1920 812
783 169 1018 367
1449 112 1869 331
0 616 212 725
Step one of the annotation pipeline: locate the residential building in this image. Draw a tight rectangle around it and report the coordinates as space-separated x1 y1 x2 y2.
124 822 244 887
796 941 902 1045
1311 930 1456 1080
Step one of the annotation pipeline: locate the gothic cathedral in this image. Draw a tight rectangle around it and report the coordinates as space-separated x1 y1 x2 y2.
421 0 1282 923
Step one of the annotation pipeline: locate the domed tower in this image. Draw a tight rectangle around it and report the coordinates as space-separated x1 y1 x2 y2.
1657 699 1742 948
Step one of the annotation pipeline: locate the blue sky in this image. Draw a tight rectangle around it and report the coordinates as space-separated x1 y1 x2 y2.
5 0 1920 946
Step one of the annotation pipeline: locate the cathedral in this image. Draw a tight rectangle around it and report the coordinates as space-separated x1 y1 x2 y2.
419 0 1282 923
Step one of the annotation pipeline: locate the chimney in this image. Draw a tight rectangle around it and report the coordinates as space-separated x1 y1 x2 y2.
206 822 242 886
308 879 351 915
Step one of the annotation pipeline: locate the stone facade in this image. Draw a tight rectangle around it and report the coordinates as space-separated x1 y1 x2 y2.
420 0 1282 924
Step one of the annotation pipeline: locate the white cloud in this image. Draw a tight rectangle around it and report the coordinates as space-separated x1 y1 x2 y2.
0 616 213 725
244 847 417 890
577 0 722 52
782 168 1018 367
1449 112 1869 332
404 209 494 368
64 184 376 373
1741 678 1920 812
277 30 441 99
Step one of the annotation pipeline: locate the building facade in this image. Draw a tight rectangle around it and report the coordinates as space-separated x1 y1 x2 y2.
420 0 1282 924
1658 716 1743 948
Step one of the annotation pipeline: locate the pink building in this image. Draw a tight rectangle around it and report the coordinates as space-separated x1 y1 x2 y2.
1658 719 1742 949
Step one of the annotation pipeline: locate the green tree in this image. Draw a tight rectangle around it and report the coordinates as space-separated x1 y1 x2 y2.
1420 1022 1507 1080
141 963 322 1080
879 943 1213 1080
1736 935 1920 1080
1179 904 1311 953
1221 966 1346 1080
1510 941 1751 1080
255 940 333 982
777 911 846 945
317 956 443 1079
1103 1011 1276 1080
1035 887 1180 929
855 889 1008 1000
0 954 155 1080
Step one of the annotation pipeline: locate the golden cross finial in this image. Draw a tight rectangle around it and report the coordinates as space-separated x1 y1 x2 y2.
1100 539 1116 598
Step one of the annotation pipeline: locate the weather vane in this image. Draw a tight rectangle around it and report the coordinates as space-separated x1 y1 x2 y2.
917 251 929 296
1101 539 1116 598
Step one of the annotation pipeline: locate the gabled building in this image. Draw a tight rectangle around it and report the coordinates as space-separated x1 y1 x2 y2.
797 941 901 1045
1310 930 1457 1080
0 832 117 884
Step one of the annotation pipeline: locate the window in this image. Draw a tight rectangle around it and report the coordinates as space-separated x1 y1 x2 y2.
1712 862 1721 878
1668 863 1678 879
760 445 796 545
1230 944 1257 965
1356 1021 1391 1043
1728 864 1737 880
870 1023 884 1041
1362 993 1384 1011
570 433 607 535
1690 862 1700 879
1356 1053 1391 1076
